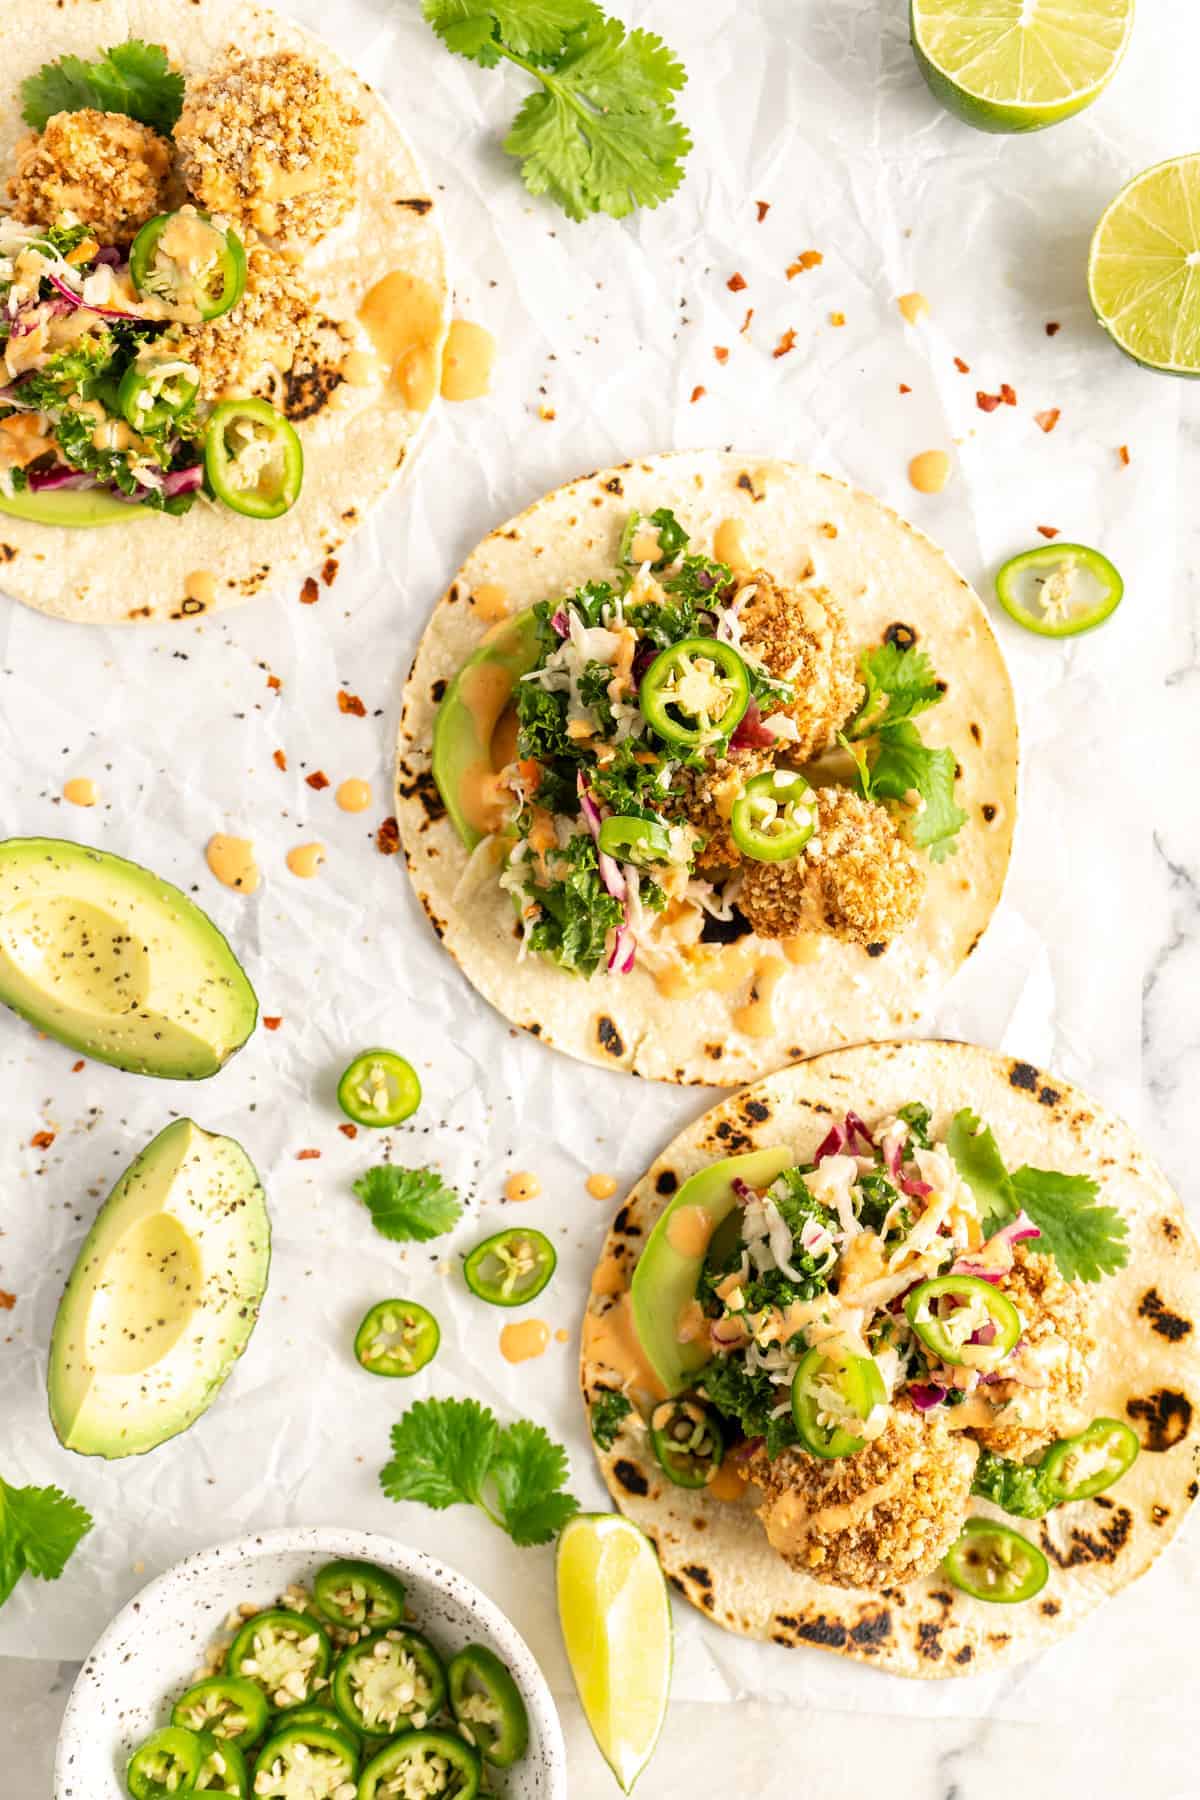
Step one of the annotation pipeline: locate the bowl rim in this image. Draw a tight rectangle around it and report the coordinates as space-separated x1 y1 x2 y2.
53 1524 567 1798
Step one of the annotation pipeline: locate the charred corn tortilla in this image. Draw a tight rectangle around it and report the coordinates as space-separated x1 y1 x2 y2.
582 1041 1200 1678
0 0 447 624
396 453 1017 1086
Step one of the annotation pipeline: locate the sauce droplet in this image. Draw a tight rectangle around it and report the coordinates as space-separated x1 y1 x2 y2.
782 933 824 965
206 834 260 894
63 778 98 807
440 319 496 402
359 271 445 413
713 516 753 573
706 1460 750 1503
336 778 372 813
500 1318 550 1364
586 1172 618 1201
897 291 930 325
908 449 952 494
184 569 217 610
732 958 789 1038
505 1170 540 1203
286 842 327 879
470 582 510 623
667 1205 715 1259
555 1327 569 1344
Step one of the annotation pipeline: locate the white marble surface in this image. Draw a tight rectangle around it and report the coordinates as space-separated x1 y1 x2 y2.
3 0 1200 1793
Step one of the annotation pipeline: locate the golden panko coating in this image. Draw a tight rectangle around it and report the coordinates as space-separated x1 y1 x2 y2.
737 572 862 761
668 748 775 873
748 1407 977 1589
7 110 172 243
176 243 349 412
175 50 361 243
972 1244 1098 1460
739 786 926 949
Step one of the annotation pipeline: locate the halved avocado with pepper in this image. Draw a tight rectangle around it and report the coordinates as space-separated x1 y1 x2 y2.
0 487 144 527
630 1147 793 1395
431 609 542 850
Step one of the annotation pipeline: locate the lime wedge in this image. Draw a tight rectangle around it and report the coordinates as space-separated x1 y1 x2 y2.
1089 156 1200 375
910 0 1135 133
557 1513 672 1794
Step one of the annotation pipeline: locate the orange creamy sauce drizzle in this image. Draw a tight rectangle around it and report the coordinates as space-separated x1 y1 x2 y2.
675 1298 706 1344
471 582 511 623
286 842 326 878
706 1460 750 1503
586 1172 618 1200
505 1170 540 1202
654 943 758 1001
713 516 752 573
732 958 788 1038
206 834 260 894
582 1291 667 1402
782 934 822 964
440 320 496 402
336 778 373 813
63 778 97 807
499 1318 550 1363
666 1204 715 1259
185 570 217 608
359 271 444 412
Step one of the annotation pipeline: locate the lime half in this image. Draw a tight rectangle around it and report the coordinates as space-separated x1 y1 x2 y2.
911 0 1135 133
1089 156 1200 376
557 1513 672 1794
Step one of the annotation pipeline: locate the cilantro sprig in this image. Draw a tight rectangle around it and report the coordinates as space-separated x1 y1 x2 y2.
0 1475 92 1611
21 40 184 134
422 0 691 221
947 1108 1129 1283
381 1398 579 1546
841 642 967 863
353 1166 464 1243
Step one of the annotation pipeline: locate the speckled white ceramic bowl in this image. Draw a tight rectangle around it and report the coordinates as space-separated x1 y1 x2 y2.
54 1527 566 1800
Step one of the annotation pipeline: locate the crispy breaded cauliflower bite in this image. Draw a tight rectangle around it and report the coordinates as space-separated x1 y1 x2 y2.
175 242 349 412
737 572 862 760
748 1406 977 1589
971 1244 1098 1461
7 110 173 242
174 49 361 242
739 785 926 948
669 747 776 873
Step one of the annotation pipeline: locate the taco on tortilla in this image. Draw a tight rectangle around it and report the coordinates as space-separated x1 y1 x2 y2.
0 0 447 623
397 453 1017 1085
581 1042 1200 1677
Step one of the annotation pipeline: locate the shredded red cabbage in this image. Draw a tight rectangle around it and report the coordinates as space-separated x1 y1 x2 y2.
907 1383 947 1411
44 269 142 321
730 699 777 751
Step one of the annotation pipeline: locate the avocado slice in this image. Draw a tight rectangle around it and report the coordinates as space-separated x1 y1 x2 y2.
431 608 542 849
48 1118 270 1458
0 837 257 1078
631 1147 794 1395
0 487 147 527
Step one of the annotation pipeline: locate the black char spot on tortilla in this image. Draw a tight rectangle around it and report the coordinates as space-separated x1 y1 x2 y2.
596 1016 625 1057
1138 1290 1194 1342
1151 1504 1170 1526
682 1563 712 1589
283 357 344 422
1042 1506 1132 1568
969 722 982 744
712 1120 753 1152
396 769 446 827
1126 1388 1194 1450
1008 1061 1040 1092
431 678 447 704
885 621 917 650
525 1022 542 1037
981 804 997 822
866 942 886 958
395 197 433 213
0 545 15 563
1039 1086 1060 1106
1190 1480 1199 1500
744 1099 770 1123
849 1609 892 1650
612 1205 641 1238
917 1622 943 1661
1162 1217 1182 1243
613 1459 649 1497
655 1170 678 1197
791 1614 848 1649
706 1044 723 1060
604 477 623 495
953 1644 973 1664
1040 1599 1061 1616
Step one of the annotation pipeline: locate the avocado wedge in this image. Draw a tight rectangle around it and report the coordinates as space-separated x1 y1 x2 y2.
48 1118 270 1458
431 608 542 849
0 838 256 1078
0 487 146 526
630 1147 793 1395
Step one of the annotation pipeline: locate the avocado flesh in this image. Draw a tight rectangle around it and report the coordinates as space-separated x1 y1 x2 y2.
432 609 542 850
48 1118 270 1458
0 487 145 527
631 1147 794 1395
0 837 257 1078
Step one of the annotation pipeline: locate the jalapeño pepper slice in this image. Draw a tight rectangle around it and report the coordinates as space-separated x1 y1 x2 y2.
225 1609 331 1711
448 1644 529 1768
118 355 200 432
463 1228 557 1306
905 1275 1021 1370
130 211 247 322
312 1557 407 1631
639 638 751 748
994 542 1123 638
355 1299 440 1377
649 1398 725 1488
359 1730 481 1800
171 1676 270 1749
791 1346 887 1458
943 1518 1049 1604
126 1726 206 1799
267 1703 361 1758
331 1628 447 1737
729 769 816 861
192 1733 248 1795
251 1722 358 1797
204 399 303 520
336 1049 422 1128
596 815 673 865
1040 1417 1139 1504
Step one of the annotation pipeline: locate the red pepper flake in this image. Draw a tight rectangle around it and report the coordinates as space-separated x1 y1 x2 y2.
739 307 754 336
755 200 770 222
30 1131 55 1150
306 770 330 790
376 815 400 856
263 1016 283 1031
1034 408 1061 433
727 272 747 292
690 384 706 403
266 674 282 692
954 356 970 374
772 328 797 359
1000 383 1017 406
1046 321 1061 337
1118 444 1131 467
786 250 823 279
321 557 339 587
713 345 729 364
338 1123 358 1140
300 577 320 604
898 382 912 394
273 748 287 771
337 690 367 717
976 391 1002 413
0 1291 15 1311
296 1148 322 1161
71 1059 84 1072
1037 525 1060 539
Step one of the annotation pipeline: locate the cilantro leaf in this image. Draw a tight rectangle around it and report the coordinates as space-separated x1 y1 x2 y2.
22 40 184 134
589 1387 633 1450
867 722 967 863
946 1108 1016 1233
423 1 691 221
845 642 944 740
353 1166 463 1243
1010 1167 1130 1284
0 1476 92 1610
380 1399 578 1546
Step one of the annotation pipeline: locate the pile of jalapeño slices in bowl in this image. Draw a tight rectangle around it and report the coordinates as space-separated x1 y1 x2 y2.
123 1558 529 1799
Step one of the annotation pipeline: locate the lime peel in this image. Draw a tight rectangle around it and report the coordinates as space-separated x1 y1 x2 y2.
1089 155 1200 376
